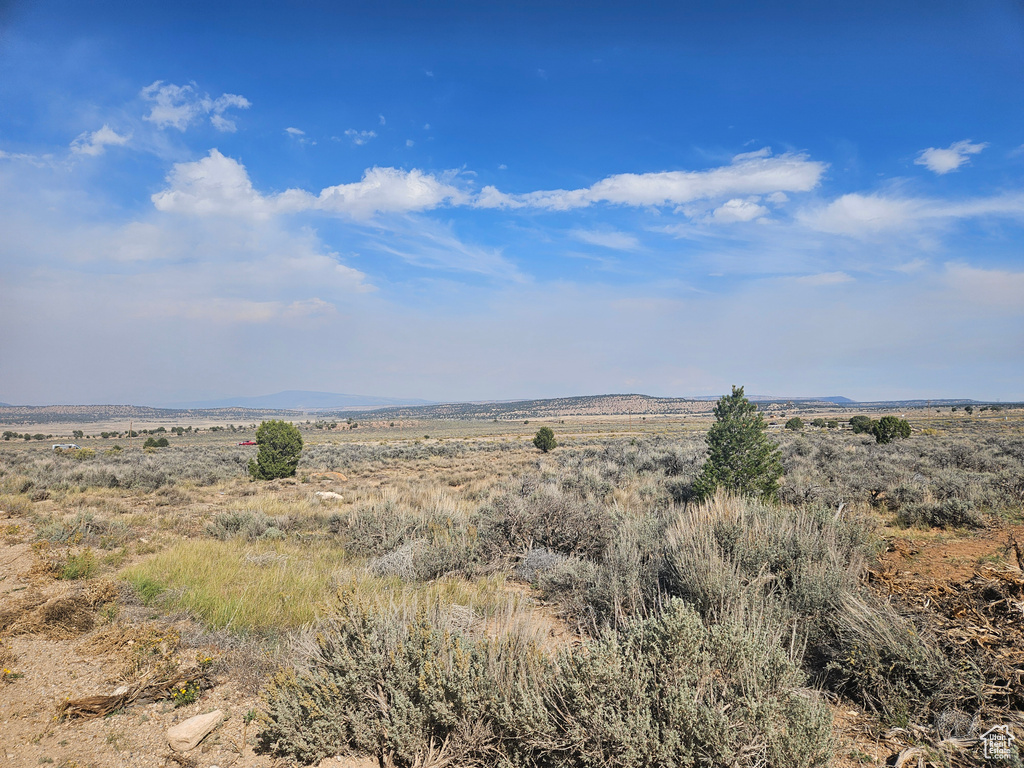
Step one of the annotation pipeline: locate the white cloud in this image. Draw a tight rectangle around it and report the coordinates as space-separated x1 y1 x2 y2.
799 192 1024 236
799 193 924 235
474 150 825 211
570 228 641 251
151 149 291 218
406 139 415 147
141 81 251 132
379 114 386 126
915 140 987 174
70 124 132 156
285 127 305 136
344 129 377 146
316 167 466 217
0 149 54 167
709 198 769 223
152 150 468 220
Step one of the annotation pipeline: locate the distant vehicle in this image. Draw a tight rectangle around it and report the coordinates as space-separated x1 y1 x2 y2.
238 440 257 446
52 443 80 450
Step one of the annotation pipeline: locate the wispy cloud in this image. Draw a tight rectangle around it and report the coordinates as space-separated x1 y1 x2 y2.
70 124 132 156
795 271 854 286
570 228 641 251
798 191 1024 236
709 198 769 223
344 129 377 146
474 149 825 211
363 215 524 281
914 140 987 175
141 81 251 132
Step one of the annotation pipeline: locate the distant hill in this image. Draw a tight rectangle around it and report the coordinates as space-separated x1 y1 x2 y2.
689 394 855 403
1 395 1011 427
165 390 435 410
0 404 302 425
322 394 716 421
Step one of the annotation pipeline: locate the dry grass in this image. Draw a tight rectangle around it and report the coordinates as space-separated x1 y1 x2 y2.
121 538 530 634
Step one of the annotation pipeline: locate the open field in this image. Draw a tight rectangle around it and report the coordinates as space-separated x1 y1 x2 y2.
1 407 1023 767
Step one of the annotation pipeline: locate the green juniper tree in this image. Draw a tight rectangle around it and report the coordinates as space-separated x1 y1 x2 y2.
871 415 911 444
849 415 874 434
249 420 304 480
533 426 557 453
693 386 783 501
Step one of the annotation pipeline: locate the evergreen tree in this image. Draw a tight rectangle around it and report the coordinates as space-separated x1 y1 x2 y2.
871 416 911 444
533 426 557 453
249 420 304 479
849 415 874 434
693 386 783 501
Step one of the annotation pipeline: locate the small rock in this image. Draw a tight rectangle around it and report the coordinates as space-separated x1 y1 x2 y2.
315 491 343 501
167 709 223 752
112 685 129 696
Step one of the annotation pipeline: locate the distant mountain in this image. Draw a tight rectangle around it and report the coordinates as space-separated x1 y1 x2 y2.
165 390 435 411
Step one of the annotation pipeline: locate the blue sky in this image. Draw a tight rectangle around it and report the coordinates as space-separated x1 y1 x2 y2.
1 0 1022 405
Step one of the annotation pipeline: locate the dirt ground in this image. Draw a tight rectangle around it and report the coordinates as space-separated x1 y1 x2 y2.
0 507 385 768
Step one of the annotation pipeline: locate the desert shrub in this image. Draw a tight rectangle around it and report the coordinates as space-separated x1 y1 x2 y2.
259 605 547 767
819 594 978 726
663 495 871 623
206 510 287 541
662 495 973 725
0 445 248 492
302 441 488 472
36 511 105 545
366 540 420 580
536 514 664 632
665 477 698 504
896 498 985 529
331 499 420 555
479 479 615 562
516 547 567 583
786 417 805 431
260 599 832 768
367 531 478 581
545 599 832 768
